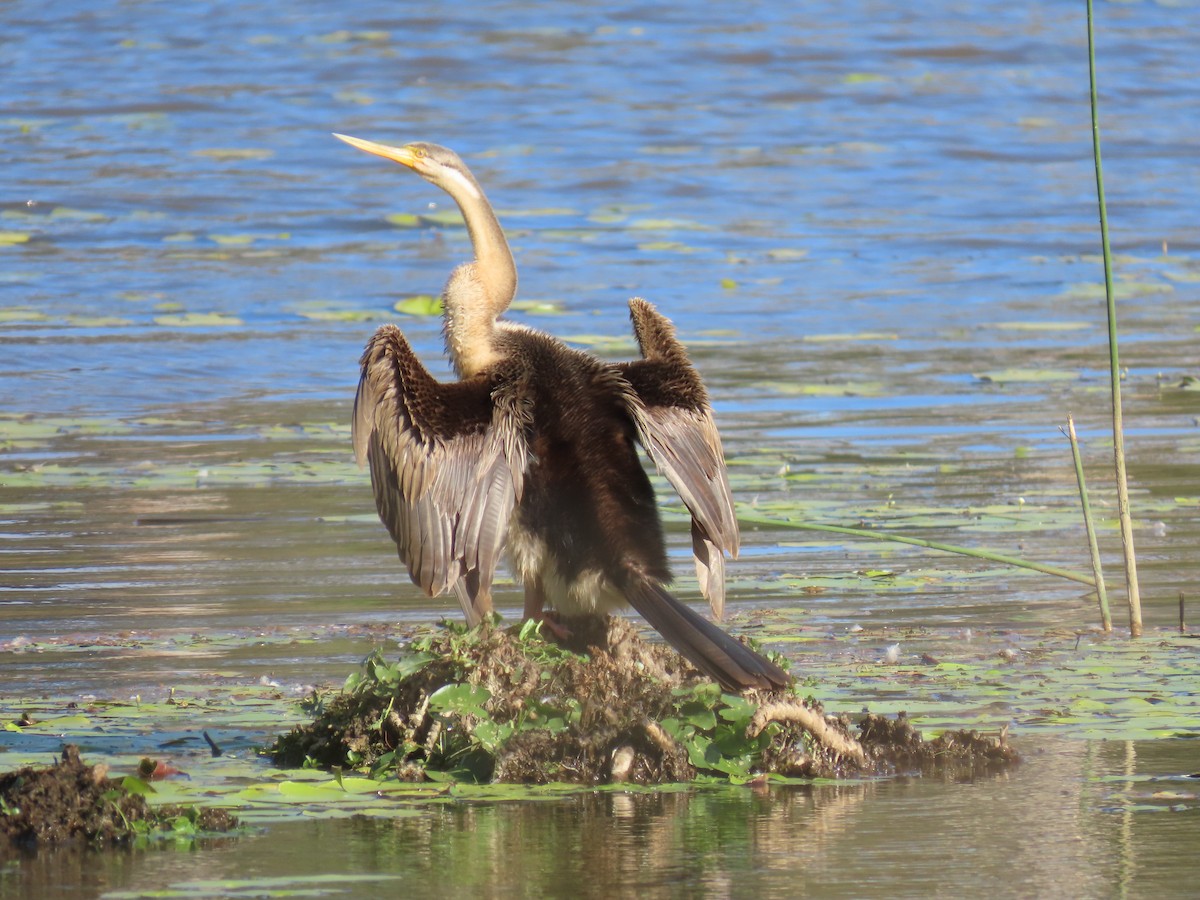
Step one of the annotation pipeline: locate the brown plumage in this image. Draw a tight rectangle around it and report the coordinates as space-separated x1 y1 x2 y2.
336 134 790 692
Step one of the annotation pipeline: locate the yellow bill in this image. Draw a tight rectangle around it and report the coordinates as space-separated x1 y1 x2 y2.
332 133 418 168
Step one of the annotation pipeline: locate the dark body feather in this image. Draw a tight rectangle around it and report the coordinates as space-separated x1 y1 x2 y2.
505 328 669 589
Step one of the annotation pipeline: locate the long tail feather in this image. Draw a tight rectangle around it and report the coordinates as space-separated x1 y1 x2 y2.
624 579 790 692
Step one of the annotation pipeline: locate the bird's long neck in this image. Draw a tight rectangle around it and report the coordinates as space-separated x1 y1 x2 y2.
439 174 518 378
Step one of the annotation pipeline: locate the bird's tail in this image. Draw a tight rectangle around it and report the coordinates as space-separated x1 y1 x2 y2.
623 577 791 692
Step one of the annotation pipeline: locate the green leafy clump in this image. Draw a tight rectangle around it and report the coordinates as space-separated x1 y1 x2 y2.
275 618 800 784
272 618 1016 785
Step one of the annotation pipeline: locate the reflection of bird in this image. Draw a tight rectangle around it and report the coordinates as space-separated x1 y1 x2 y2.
335 134 789 692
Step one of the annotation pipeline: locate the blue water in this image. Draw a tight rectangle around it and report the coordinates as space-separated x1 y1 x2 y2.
4 2 1196 417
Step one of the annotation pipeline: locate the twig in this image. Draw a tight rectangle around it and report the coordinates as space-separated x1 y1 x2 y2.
1087 0 1142 635
202 730 222 758
1064 415 1111 631
748 701 868 768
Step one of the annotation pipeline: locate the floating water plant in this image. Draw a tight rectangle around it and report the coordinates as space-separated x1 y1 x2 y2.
737 509 1099 589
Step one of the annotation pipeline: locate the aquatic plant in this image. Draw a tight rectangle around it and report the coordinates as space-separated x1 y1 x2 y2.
1087 0 1142 634
1064 414 1110 631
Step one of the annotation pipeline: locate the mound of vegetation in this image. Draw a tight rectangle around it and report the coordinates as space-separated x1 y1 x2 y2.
0 745 237 848
274 618 1017 784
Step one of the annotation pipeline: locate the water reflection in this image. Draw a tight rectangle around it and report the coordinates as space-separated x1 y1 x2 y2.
3 739 1195 899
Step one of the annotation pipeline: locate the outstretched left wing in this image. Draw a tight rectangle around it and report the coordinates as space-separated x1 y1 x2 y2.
354 324 526 625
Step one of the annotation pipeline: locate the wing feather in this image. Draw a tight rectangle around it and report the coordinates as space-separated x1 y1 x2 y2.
617 298 739 619
353 325 526 625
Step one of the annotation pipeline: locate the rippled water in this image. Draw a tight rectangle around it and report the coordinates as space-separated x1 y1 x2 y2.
2 1 1198 896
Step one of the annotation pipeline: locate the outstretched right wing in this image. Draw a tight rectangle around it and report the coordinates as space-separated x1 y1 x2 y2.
353 325 526 625
616 298 740 620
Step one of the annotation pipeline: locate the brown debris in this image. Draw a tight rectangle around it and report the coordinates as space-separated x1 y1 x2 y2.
858 712 1019 777
0 745 237 849
274 617 1019 785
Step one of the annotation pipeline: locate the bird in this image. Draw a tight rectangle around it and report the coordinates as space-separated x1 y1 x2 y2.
334 133 790 692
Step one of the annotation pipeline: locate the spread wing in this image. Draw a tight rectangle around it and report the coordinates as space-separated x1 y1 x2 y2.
616 297 739 619
353 325 526 626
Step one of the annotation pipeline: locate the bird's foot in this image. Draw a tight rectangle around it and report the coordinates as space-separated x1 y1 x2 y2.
525 611 573 642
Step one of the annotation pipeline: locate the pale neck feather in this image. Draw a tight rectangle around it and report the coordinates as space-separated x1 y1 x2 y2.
438 171 518 379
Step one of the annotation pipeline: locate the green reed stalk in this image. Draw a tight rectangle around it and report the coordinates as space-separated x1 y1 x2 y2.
1065 415 1111 630
735 511 1098 588
1087 0 1142 635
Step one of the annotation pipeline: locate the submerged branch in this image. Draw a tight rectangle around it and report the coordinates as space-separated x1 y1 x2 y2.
737 511 1097 588
749 701 868 768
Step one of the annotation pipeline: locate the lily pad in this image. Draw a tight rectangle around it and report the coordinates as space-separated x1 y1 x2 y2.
844 72 887 84
559 334 638 354
0 306 48 323
385 213 422 228
192 148 274 162
418 209 466 227
393 295 443 316
637 240 697 254
49 206 109 222
153 313 244 327
974 369 1078 383
993 321 1092 332
629 218 711 232
1058 281 1173 300
752 380 888 397
294 307 384 322
802 332 899 343
510 299 564 315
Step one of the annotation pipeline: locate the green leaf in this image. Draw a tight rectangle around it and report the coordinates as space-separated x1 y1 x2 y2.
385 213 422 228
393 295 443 316
153 312 243 327
193 147 274 161
974 368 1078 384
473 720 515 753
428 683 491 717
120 776 155 796
679 704 717 731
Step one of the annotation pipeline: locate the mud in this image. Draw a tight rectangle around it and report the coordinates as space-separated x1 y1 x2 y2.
275 618 1017 784
0 745 237 849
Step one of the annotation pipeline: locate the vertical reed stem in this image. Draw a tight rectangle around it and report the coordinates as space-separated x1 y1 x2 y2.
1087 0 1142 635
1066 415 1110 632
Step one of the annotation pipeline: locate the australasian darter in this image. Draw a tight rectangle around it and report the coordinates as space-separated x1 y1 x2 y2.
335 133 789 692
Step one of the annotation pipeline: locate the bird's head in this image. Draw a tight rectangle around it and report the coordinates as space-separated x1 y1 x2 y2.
332 134 483 203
